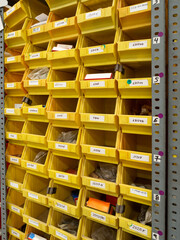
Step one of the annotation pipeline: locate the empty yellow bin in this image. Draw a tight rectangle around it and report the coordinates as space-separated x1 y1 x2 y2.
5 96 24 121
5 47 26 72
5 120 25 145
6 143 24 166
5 72 27 96
6 165 26 191
47 67 81 98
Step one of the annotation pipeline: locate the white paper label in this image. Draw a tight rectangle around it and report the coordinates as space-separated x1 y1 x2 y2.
55 20 67 28
90 81 105 88
11 230 20 238
56 202 68 211
129 41 147 49
55 113 67 119
8 134 17 139
130 2 148 12
86 10 101 19
28 108 38 113
130 188 148 197
56 231 67 240
7 83 15 88
90 115 105 122
6 109 14 114
54 82 67 88
28 192 38 199
91 212 106 221
27 162 37 169
129 224 147 236
11 206 20 213
10 157 19 163
7 57 15 62
33 27 40 33
10 181 18 188
6 6 15 16
55 143 68 150
89 47 104 54
56 173 68 180
129 117 148 124
29 80 39 86
90 147 105 155
7 32 15 38
29 219 39 227
30 53 40 59
130 80 149 87
130 153 149 162
90 181 105 189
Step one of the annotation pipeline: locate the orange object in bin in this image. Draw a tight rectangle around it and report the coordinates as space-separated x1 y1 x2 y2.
86 197 113 214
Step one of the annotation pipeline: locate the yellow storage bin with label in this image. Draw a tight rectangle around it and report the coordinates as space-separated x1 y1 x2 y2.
21 146 49 177
118 1 151 39
82 159 120 196
80 28 119 67
81 128 120 163
6 120 25 145
7 212 26 240
119 99 152 135
7 189 25 217
5 96 24 121
80 97 120 131
118 198 152 239
6 165 26 191
47 67 80 98
22 95 50 122
48 154 82 188
23 68 50 95
48 180 83 218
5 47 26 72
22 121 50 149
117 65 152 99
5 72 26 96
80 65 119 98
47 97 81 128
49 209 83 240
24 225 51 240
120 167 152 205
82 189 118 229
119 133 152 171
23 173 49 206
47 126 82 159
6 143 24 166
23 200 51 232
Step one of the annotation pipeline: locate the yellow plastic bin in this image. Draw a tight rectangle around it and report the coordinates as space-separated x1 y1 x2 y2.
118 1 151 39
5 96 24 121
120 167 152 205
48 180 83 218
8 235 20 240
22 173 49 206
5 72 27 96
5 47 26 72
82 189 118 229
7 212 26 240
119 99 152 135
80 97 120 131
82 159 120 196
5 120 25 145
47 67 81 98
22 94 50 122
80 65 119 98
81 128 120 163
119 228 145 240
22 121 50 149
47 36 81 69
24 225 51 240
7 189 25 216
117 65 152 99
21 146 49 177
23 68 50 95
47 97 81 128
80 28 119 67
23 200 51 232
49 209 83 240
118 197 152 239
119 133 152 171
6 165 26 191
47 126 82 159
6 143 24 166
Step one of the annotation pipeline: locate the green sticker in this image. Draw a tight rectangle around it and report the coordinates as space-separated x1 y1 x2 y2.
103 44 106 49
127 79 132 84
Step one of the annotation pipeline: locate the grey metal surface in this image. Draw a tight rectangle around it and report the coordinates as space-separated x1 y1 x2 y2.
151 0 166 239
0 7 7 240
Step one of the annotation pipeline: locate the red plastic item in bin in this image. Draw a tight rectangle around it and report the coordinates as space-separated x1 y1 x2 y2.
106 195 117 206
66 169 77 175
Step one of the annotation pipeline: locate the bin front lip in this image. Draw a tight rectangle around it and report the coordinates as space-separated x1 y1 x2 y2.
119 115 152 125
118 2 151 18
80 44 114 56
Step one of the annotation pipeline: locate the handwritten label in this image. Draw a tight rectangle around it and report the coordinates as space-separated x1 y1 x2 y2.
29 80 39 86
90 115 105 122
129 117 148 124
27 162 37 169
54 82 67 88
7 57 15 62
56 202 68 211
10 157 19 164
55 20 67 28
7 83 15 88
8 134 17 139
130 2 148 12
91 212 106 221
10 181 18 188
130 153 149 162
6 109 15 114
30 53 40 59
28 192 38 199
6 6 15 16
33 27 40 33
55 113 67 119
129 224 147 236
7 32 15 38
90 81 105 88
89 47 104 54
29 219 39 227
129 41 147 49
86 10 101 19
130 188 148 197
130 80 149 87
28 108 38 113
56 231 67 240
56 173 68 180
11 230 20 238
90 181 105 189
11 206 20 213
90 147 105 155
